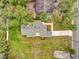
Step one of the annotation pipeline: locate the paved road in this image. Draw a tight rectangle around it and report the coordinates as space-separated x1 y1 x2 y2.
73 0 79 59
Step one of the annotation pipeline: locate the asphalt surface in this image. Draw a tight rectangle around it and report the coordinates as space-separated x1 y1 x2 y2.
73 0 79 59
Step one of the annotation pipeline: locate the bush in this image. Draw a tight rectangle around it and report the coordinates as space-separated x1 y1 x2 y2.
39 12 47 22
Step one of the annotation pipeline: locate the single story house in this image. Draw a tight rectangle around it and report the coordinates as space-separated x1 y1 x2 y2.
21 20 52 37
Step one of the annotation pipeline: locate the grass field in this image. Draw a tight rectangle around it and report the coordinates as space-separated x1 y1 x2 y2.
53 22 67 30
8 28 71 59
8 27 71 59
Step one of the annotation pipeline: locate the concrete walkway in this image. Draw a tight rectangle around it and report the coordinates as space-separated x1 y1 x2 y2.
52 30 72 36
36 22 72 36
33 42 40 59
36 30 72 36
43 22 72 36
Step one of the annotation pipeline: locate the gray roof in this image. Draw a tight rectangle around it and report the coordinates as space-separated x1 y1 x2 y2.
21 20 52 37
36 0 56 14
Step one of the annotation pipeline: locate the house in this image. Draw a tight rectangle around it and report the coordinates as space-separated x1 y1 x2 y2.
27 0 58 15
21 0 58 37
36 0 58 14
21 20 52 37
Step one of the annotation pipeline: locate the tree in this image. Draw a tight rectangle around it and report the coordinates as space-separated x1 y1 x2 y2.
0 13 6 59
0 2 6 58
39 12 47 22
0 0 33 59
0 31 6 52
52 0 77 30
65 46 75 58
0 0 33 28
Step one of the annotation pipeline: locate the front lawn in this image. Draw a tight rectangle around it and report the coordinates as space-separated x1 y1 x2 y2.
8 28 71 59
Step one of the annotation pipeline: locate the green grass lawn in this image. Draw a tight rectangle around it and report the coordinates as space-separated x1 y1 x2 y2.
53 22 63 30
53 22 68 30
8 28 71 59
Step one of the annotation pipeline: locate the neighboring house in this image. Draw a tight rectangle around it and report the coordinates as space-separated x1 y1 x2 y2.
26 1 36 18
36 0 58 14
21 20 52 37
27 0 58 15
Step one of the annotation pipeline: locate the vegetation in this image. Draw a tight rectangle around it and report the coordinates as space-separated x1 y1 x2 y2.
0 0 33 29
8 34 71 59
0 0 77 59
0 30 6 53
39 12 47 22
0 7 7 58
0 0 33 59
52 0 77 30
64 46 75 58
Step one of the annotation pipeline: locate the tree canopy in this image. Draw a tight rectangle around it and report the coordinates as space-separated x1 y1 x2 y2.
0 0 33 57
0 0 33 29
52 0 77 30
39 12 47 22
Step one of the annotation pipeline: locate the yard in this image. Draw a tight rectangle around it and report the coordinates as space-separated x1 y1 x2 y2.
53 22 65 30
0 0 76 59
8 28 71 59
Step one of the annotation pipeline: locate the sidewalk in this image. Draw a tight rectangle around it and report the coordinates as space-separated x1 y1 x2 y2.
52 30 72 36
